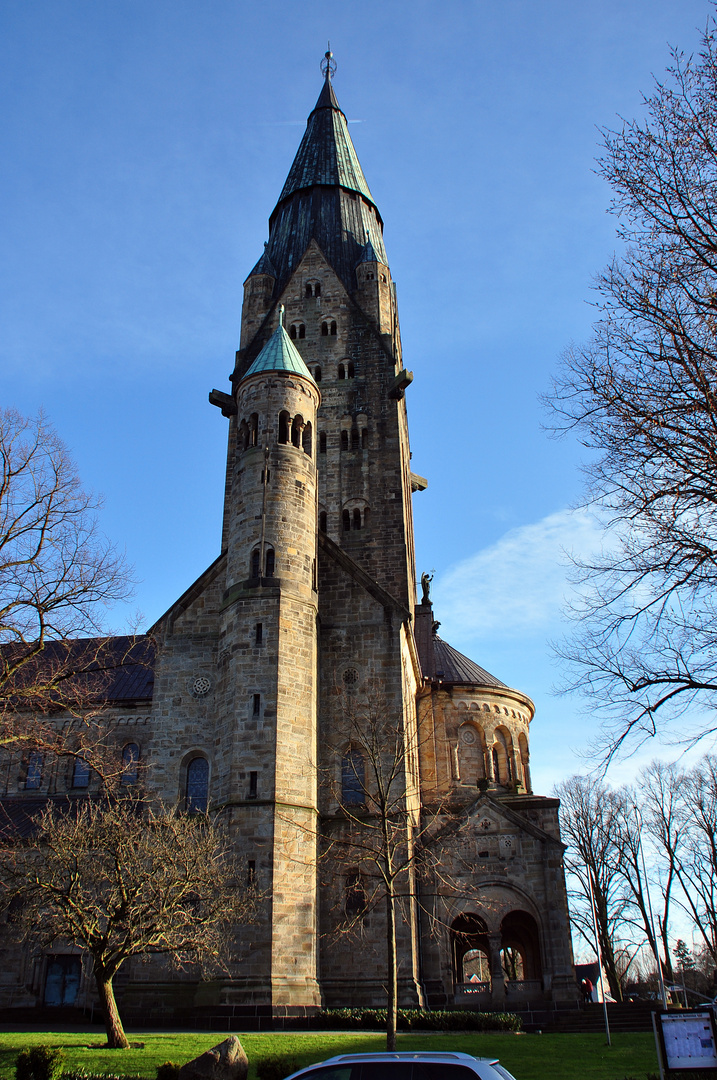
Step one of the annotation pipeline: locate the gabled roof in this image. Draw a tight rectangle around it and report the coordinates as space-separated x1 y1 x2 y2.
243 313 315 381
0 635 155 708
277 75 375 206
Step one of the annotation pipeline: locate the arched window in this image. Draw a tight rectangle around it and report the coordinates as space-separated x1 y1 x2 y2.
186 757 209 814
363 507 369 529
264 546 275 577
290 324 297 339
353 508 362 530
321 321 329 337
345 870 368 919
351 428 359 450
302 421 312 456
299 324 305 339
342 509 351 532
305 283 313 298
319 511 327 533
291 415 303 448
338 364 345 380
492 747 500 783
314 366 322 382
366 271 374 281
121 743 139 785
251 548 261 579
315 282 321 297
330 320 337 336
249 413 258 447
72 758 90 789
319 431 327 454
278 411 290 444
340 430 349 451
238 420 249 450
347 362 355 378
25 751 43 790
361 428 368 449
341 750 365 805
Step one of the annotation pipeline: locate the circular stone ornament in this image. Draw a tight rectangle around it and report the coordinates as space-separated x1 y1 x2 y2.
459 727 476 745
192 675 211 697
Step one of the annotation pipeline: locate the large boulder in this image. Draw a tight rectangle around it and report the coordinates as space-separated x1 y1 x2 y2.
178 1037 249 1080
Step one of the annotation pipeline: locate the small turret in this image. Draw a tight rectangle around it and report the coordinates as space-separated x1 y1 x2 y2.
241 244 277 348
354 237 393 334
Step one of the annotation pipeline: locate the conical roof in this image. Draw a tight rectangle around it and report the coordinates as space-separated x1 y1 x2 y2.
277 75 375 205
247 244 277 279
243 311 315 381
356 237 382 265
258 69 388 297
432 637 506 688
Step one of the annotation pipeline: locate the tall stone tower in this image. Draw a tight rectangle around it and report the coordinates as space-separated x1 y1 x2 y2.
210 53 425 1009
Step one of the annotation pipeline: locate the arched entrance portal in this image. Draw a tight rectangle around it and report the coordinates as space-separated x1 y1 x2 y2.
451 907 544 1008
450 914 491 1002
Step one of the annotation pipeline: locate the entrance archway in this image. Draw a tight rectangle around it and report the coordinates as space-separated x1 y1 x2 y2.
500 909 542 981
450 913 491 989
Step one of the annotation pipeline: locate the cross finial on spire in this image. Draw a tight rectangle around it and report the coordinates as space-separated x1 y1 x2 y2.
279 304 285 328
320 43 336 81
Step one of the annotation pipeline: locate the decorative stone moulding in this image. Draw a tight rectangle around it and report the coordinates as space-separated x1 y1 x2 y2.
192 676 212 697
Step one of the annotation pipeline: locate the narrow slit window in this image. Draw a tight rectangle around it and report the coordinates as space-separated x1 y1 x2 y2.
319 511 327 533
248 771 258 799
305 283 313 298
347 362 355 378
338 364 345 380
265 547 275 577
351 428 359 450
299 324 305 339
279 411 290 444
251 549 261 579
319 431 327 454
321 321 328 337
341 430 349 451
314 366 322 382
302 421 312 456
361 428 368 449
330 320 337 336
253 693 261 716
343 509 351 532
255 622 263 645
353 508 362 530
248 860 256 886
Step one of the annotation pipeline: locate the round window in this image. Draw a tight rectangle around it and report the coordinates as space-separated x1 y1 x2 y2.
193 676 211 697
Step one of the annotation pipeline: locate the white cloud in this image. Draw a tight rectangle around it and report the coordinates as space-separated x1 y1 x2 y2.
432 507 604 643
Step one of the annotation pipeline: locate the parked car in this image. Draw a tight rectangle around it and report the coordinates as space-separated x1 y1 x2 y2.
284 1052 519 1080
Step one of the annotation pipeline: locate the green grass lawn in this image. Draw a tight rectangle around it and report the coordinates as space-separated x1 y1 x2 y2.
0 1029 660 1080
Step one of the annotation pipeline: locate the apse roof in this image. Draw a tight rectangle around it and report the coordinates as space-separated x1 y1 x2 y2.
432 637 507 688
243 312 315 381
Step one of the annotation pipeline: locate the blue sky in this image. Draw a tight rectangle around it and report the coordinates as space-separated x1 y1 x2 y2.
1 0 713 792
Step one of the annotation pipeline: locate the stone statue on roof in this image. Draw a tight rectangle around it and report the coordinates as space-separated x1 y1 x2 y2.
420 571 433 604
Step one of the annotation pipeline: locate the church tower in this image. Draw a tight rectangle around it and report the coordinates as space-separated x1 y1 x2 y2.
211 50 425 1008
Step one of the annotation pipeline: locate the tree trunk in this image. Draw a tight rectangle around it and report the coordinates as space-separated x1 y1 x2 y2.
386 885 398 1052
95 971 129 1049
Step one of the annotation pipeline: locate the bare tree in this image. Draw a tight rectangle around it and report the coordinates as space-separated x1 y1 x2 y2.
547 18 717 762
320 685 475 1050
0 408 138 775
554 775 630 999
0 796 254 1048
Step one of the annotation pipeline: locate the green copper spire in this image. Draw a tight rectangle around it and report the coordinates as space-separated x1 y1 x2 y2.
242 306 315 382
